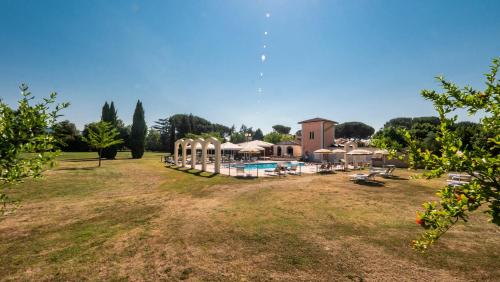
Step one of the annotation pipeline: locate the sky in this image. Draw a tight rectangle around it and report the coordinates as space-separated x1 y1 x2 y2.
1 0 500 133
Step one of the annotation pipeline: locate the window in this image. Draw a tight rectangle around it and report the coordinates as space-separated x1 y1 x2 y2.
309 131 315 139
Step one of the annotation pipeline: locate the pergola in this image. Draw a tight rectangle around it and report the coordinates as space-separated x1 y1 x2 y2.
173 137 222 173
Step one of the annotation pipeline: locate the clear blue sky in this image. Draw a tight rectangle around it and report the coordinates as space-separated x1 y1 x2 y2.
1 0 499 133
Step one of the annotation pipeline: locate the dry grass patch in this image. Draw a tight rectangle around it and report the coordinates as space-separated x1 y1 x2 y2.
0 153 498 281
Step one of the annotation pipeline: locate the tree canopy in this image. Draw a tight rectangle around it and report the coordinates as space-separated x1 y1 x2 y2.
1 84 69 215
335 122 375 139
82 121 123 167
129 100 147 159
376 58 500 251
272 125 291 135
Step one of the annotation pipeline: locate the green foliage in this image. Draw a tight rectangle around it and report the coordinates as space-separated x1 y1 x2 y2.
100 101 119 159
53 120 88 151
82 121 123 167
130 100 147 159
0 84 69 215
392 58 499 251
154 114 231 152
263 132 294 144
145 129 162 151
272 125 291 135
335 122 375 139
230 132 245 143
185 132 224 142
253 128 264 140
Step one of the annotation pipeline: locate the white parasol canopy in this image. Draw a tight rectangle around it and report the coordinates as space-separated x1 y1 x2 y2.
331 149 346 153
238 140 274 148
221 142 242 151
314 148 335 154
239 145 264 153
346 149 373 155
373 149 389 155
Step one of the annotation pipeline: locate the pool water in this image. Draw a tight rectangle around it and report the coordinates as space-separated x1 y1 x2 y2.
227 162 304 171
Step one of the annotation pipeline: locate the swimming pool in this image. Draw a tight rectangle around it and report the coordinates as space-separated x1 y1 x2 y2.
227 162 304 171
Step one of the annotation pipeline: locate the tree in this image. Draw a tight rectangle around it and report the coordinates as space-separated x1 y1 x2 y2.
100 101 119 159
253 128 264 140
82 121 123 167
272 124 291 135
53 120 88 151
145 129 162 151
382 58 500 251
263 132 294 144
335 122 375 139
1 84 69 215
230 132 245 143
129 100 147 159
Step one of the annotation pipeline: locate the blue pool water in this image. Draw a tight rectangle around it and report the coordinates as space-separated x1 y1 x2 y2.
227 162 304 171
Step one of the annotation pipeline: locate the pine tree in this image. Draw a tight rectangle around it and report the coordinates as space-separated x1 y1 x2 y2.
100 101 119 159
130 100 147 159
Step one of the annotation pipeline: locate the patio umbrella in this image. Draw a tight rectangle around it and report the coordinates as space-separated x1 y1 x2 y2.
373 149 389 165
346 149 373 168
221 142 242 160
239 145 264 161
330 148 346 163
314 148 334 162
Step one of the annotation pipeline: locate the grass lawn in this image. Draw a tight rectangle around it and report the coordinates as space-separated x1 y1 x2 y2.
1 152 498 281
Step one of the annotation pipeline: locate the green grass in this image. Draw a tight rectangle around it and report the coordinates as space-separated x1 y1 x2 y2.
0 152 498 281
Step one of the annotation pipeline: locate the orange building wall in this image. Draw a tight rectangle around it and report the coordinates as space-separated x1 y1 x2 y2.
301 121 336 160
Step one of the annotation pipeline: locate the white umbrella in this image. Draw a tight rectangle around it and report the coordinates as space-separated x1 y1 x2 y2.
373 149 389 155
240 145 264 153
314 148 335 162
314 148 334 154
331 149 346 153
346 149 373 155
346 149 372 169
221 142 242 151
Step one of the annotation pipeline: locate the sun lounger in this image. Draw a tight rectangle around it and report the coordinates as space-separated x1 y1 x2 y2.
265 165 284 176
288 164 301 175
349 172 378 182
379 167 396 178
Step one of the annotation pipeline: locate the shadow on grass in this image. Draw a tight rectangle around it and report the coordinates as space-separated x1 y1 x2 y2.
56 166 98 171
352 180 386 187
167 165 219 178
60 158 99 163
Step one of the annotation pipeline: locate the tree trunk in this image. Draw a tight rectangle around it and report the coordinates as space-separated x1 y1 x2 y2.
98 148 102 167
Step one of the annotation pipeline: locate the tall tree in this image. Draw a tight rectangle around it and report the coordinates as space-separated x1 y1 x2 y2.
83 121 123 167
272 125 291 135
100 101 119 159
1 84 69 215
335 122 375 139
253 128 264 140
129 100 147 159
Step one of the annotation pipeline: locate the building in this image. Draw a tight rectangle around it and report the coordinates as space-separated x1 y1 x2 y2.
272 141 302 158
298 117 338 161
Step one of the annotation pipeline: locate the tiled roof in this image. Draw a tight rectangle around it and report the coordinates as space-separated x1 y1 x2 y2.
298 117 338 124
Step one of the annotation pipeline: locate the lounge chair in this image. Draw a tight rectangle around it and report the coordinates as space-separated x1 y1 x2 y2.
288 164 301 175
265 165 284 176
349 172 379 182
379 167 395 178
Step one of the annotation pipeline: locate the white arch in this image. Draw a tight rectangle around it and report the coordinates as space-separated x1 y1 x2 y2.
202 137 221 173
174 139 184 165
181 138 194 167
190 138 205 169
175 137 221 174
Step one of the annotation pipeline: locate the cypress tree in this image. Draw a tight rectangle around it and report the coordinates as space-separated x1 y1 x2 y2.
101 101 119 159
130 100 147 159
